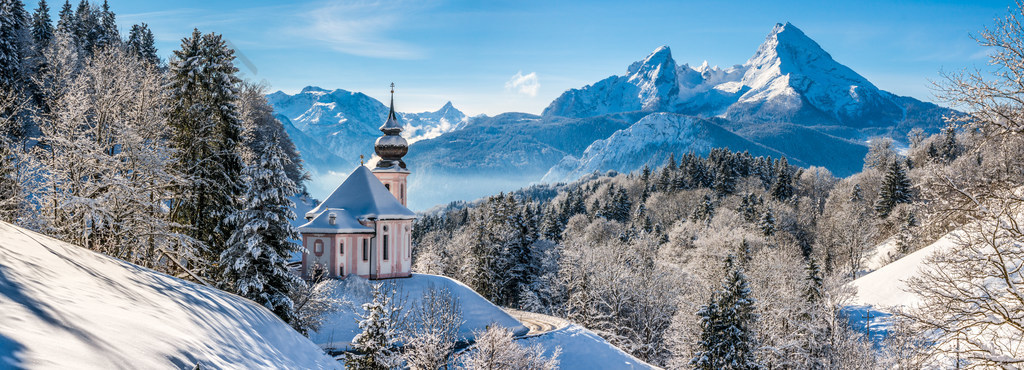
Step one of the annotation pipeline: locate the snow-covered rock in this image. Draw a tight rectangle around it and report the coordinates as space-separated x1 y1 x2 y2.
0 221 338 369
519 325 657 370
311 274 528 350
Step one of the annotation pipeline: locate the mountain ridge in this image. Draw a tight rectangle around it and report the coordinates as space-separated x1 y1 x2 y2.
269 22 954 209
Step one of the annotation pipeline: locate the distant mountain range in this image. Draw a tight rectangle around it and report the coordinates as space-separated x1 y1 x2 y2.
269 22 952 210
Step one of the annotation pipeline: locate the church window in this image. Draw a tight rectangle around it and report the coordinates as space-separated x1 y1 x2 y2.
362 239 368 261
385 183 390 191
314 240 324 255
339 265 344 276
383 235 389 260
339 241 344 255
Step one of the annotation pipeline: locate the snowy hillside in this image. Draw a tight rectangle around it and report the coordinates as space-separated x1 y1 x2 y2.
850 232 959 308
542 112 793 182
521 325 656 370
312 274 528 350
0 222 338 369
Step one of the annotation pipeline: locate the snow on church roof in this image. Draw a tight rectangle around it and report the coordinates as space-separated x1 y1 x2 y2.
297 208 374 234
305 166 416 221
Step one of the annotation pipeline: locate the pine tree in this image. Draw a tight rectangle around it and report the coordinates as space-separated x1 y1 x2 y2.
126 23 159 66
769 157 793 201
0 0 30 94
73 0 96 53
55 0 74 36
30 0 52 50
758 207 775 237
93 0 117 50
220 135 303 324
692 255 761 370
874 160 912 219
691 194 715 223
166 29 244 282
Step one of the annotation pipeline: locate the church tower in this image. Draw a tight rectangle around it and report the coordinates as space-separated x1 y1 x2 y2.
372 83 410 206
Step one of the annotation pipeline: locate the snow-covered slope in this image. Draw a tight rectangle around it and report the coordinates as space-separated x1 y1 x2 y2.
312 274 528 350
0 222 338 369
542 112 792 183
850 231 960 308
520 325 657 370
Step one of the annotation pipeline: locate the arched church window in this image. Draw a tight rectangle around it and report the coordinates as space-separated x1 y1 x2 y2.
385 183 391 191
383 235 389 261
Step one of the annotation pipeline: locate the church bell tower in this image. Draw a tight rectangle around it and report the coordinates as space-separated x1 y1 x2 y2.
372 83 410 206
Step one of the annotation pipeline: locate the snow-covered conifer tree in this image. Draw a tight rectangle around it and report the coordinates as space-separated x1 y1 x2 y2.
55 0 74 37
874 160 912 218
93 0 117 50
220 134 303 323
126 23 159 66
769 157 793 201
166 28 244 282
758 207 775 237
692 255 760 370
30 0 51 51
0 0 30 96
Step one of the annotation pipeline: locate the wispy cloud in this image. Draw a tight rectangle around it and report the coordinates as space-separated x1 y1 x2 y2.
505 71 539 97
293 0 426 59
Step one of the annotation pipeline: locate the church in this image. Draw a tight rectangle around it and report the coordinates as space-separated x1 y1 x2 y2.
297 86 416 280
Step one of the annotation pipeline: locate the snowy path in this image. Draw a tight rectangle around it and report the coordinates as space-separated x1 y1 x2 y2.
505 309 570 337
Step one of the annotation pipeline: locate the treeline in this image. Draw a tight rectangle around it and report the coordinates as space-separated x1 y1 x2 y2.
0 0 322 332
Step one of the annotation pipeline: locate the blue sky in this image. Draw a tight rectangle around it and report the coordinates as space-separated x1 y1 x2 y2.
28 0 1009 115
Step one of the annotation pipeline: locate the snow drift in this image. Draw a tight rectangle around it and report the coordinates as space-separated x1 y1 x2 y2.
0 221 338 369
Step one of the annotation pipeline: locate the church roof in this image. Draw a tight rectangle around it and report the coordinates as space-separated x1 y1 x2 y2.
297 208 374 234
305 166 416 221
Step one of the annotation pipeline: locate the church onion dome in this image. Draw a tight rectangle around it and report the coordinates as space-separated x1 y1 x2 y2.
375 83 409 169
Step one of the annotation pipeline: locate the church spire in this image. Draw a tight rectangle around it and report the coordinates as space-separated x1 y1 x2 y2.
374 83 408 169
380 82 401 134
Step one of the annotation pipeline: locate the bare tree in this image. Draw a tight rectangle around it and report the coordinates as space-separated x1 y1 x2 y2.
289 264 345 336
900 3 1024 367
459 325 559 370
402 285 464 370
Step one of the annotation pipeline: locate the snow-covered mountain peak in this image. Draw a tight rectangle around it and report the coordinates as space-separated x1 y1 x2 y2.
627 45 674 75
300 85 328 94
727 22 905 125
